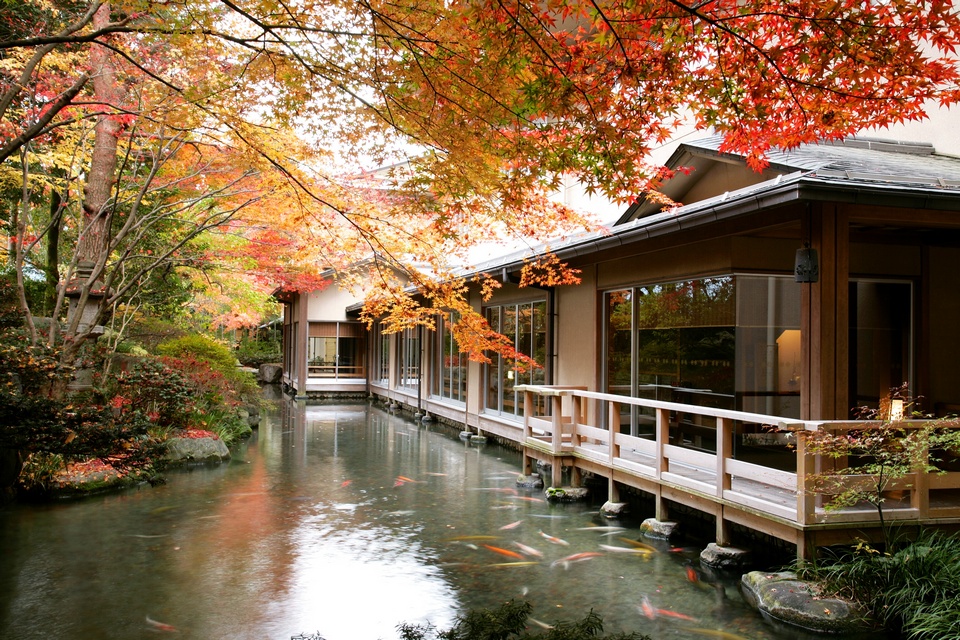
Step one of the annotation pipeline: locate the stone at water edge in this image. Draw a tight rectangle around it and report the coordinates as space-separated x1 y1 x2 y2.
700 542 751 570
516 473 544 489
165 437 231 464
639 517 680 540
544 486 589 502
740 571 873 635
600 501 629 518
258 363 282 384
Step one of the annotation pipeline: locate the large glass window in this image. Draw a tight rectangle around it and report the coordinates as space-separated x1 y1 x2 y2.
371 321 390 384
603 276 801 433
307 322 366 379
434 312 467 403
398 327 420 391
849 280 912 411
484 300 547 419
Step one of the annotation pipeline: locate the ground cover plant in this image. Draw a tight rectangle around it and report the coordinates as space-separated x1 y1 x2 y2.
293 600 649 640
794 530 960 640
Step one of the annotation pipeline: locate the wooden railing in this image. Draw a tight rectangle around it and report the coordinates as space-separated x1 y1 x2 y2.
514 385 960 528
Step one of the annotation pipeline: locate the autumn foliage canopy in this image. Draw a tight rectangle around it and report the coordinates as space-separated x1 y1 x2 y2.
3 0 960 362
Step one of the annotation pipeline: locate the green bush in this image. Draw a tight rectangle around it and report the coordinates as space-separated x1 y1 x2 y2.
295 601 649 640
796 531 960 639
157 334 238 371
235 339 282 367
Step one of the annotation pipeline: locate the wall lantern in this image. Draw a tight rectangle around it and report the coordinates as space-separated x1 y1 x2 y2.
794 245 819 283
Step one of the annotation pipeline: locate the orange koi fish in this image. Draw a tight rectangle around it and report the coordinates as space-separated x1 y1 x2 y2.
656 608 695 621
507 496 544 502
397 476 417 483
483 544 525 559
340 480 352 487
685 565 700 583
146 616 178 633
538 530 569 546
499 520 524 530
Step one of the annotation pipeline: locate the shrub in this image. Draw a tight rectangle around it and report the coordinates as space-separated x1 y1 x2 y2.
796 531 960 639
235 339 282 367
156 334 238 371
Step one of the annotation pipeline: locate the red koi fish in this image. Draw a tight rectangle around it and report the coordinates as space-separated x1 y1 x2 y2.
639 596 656 620
686 565 700 583
483 544 525 559
146 616 178 633
340 480 352 487
656 608 696 621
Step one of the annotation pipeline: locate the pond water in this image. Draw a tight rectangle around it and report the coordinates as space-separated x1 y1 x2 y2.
0 400 850 640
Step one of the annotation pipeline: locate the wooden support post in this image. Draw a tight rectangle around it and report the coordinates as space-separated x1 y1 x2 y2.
716 417 732 499
551 394 563 454
552 459 563 487
656 407 670 479
572 394 583 449
571 464 582 487
608 401 620 462
715 417 733 546
609 477 620 502
911 437 930 518
522 389 532 442
523 451 533 476
796 429 817 525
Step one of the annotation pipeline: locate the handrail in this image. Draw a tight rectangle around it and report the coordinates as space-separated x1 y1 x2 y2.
514 384 960 529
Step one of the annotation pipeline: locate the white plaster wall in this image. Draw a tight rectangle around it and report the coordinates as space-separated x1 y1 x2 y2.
861 105 960 157
305 285 365 321
555 264 599 390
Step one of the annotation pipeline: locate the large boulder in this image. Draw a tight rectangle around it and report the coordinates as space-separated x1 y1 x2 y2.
165 437 230 464
741 571 873 635
258 363 283 384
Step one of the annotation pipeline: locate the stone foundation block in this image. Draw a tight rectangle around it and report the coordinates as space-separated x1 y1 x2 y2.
599 501 629 518
516 473 544 489
700 542 751 570
545 486 589 503
640 517 679 540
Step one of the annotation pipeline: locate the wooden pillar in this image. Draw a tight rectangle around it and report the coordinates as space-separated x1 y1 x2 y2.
296 295 309 396
655 407 670 520
716 417 733 545
802 204 849 420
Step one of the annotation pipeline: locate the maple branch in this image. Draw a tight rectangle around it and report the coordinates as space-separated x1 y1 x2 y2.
0 72 90 164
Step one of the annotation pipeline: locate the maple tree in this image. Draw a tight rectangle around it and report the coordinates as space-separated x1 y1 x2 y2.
2 0 960 370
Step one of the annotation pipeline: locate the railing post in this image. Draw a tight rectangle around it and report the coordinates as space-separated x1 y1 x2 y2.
796 428 816 525
551 393 563 454
656 408 670 480
716 417 732 499
522 388 532 442
608 401 620 463
572 394 583 449
911 430 930 518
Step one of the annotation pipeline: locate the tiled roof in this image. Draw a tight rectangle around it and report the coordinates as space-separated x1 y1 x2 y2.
680 135 960 190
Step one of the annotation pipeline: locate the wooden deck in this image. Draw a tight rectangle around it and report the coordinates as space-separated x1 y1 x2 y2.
514 385 960 557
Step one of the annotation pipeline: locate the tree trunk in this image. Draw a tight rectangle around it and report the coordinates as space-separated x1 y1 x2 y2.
44 189 63 317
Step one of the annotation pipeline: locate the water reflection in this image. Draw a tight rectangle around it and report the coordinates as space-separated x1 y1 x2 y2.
0 401 844 639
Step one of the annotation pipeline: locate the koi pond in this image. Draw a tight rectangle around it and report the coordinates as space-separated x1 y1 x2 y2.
0 400 848 639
